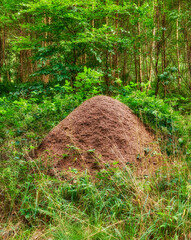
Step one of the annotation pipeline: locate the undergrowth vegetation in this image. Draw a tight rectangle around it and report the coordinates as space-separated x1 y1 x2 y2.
0 74 191 239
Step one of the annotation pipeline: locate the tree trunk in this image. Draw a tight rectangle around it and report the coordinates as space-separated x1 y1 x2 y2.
162 0 166 97
42 15 50 83
185 30 191 89
134 44 138 86
104 15 110 92
0 28 4 82
112 0 119 79
148 25 155 91
155 0 160 96
19 50 24 82
122 50 127 85
138 0 143 91
92 4 95 31
176 0 181 88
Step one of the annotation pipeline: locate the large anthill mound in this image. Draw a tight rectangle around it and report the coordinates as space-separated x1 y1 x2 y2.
35 96 161 175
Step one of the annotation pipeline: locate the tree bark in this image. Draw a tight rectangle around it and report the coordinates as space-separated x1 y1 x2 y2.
155 0 160 96
148 25 155 91
134 44 138 86
42 15 50 83
112 0 119 79
104 15 110 91
162 0 166 97
138 0 143 91
185 30 191 89
0 28 4 82
122 50 127 85
176 0 181 88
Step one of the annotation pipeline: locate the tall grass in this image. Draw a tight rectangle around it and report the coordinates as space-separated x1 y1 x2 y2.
0 84 191 239
1 154 190 239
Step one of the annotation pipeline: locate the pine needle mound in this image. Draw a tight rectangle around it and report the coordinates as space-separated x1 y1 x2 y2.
35 95 161 175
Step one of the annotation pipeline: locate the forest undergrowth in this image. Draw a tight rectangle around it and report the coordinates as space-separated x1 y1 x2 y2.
0 79 191 239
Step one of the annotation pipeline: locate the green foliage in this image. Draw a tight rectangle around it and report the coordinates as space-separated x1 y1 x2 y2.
0 75 191 239
118 90 191 155
1 78 190 155
158 67 178 86
1 0 191 108
75 67 104 99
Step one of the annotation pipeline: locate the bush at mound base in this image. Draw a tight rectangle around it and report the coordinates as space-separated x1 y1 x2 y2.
35 95 161 175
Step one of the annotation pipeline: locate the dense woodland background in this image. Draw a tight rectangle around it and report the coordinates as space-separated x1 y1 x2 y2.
1 0 191 239
0 0 191 98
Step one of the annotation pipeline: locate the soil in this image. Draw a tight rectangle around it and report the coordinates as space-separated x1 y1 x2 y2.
34 95 161 176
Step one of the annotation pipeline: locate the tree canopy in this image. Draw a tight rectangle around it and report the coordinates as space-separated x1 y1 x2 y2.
0 0 191 98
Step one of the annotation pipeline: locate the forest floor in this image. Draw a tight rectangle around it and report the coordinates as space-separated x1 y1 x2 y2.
0 83 191 239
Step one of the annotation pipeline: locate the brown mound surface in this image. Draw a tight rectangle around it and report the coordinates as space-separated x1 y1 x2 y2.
35 95 161 175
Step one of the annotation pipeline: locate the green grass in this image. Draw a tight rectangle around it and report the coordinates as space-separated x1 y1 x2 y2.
0 84 191 239
1 155 190 239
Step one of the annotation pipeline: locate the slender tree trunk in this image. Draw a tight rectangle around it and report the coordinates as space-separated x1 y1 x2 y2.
138 0 143 91
148 0 157 91
92 4 95 31
44 16 50 83
17 25 25 83
162 14 166 72
155 0 160 96
122 15 129 85
0 28 4 82
82 54 86 65
104 15 110 91
27 49 33 80
2 26 10 82
134 44 138 86
122 50 127 85
176 0 181 88
185 30 191 89
148 26 155 91
112 0 119 79
162 0 166 97
19 50 24 82
145 26 149 81
42 15 50 83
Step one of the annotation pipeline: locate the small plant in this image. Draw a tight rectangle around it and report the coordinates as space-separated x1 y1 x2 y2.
75 67 104 99
67 145 81 152
87 149 95 153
